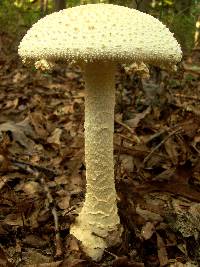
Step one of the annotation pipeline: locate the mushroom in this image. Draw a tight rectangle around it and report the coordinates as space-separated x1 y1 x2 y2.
18 3 182 261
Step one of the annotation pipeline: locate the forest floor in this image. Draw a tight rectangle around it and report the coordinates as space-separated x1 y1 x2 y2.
0 32 200 267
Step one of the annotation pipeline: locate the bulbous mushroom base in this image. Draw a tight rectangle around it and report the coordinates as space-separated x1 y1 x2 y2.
70 214 122 261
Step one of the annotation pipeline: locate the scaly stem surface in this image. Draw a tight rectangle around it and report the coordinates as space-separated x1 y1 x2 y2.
70 62 121 261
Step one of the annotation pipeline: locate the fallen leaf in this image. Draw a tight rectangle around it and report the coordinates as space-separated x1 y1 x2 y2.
120 154 134 173
0 118 35 149
21 249 53 265
124 106 151 129
30 112 48 139
22 234 48 248
47 128 62 147
0 246 14 267
136 205 163 223
112 256 144 267
57 196 70 210
4 213 24 226
164 138 179 165
61 258 86 267
157 233 168 267
141 222 155 240
19 181 41 196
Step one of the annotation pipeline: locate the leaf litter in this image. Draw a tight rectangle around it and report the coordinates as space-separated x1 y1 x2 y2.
0 32 200 266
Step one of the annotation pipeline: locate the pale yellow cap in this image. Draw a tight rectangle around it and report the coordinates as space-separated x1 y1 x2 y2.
18 4 182 68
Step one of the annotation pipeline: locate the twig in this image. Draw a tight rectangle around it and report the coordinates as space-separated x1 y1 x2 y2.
40 175 62 257
64 206 76 216
143 128 182 165
115 118 141 143
173 102 200 116
114 143 167 159
10 158 57 179
52 207 62 257
144 129 166 145
116 133 140 144
115 118 133 133
191 143 200 155
104 249 118 259
173 93 200 101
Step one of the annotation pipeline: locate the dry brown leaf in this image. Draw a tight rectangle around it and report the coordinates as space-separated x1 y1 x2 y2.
0 119 35 149
141 222 155 240
25 261 62 267
69 174 84 194
21 249 53 265
22 234 48 249
60 258 86 267
4 213 24 226
47 128 62 146
124 106 151 129
30 112 48 139
3 98 19 109
152 168 176 182
0 174 9 190
57 196 70 210
136 205 163 222
18 181 41 196
68 237 80 252
0 246 14 267
12 72 28 84
54 175 68 186
156 233 168 267
192 134 200 153
136 179 200 202
164 138 179 164
169 262 197 267
120 154 134 173
180 119 199 138
112 256 144 267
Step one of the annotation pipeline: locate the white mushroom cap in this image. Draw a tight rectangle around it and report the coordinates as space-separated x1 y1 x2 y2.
18 4 182 68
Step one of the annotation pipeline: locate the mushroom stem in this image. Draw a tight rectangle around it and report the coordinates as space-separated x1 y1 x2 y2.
70 62 121 261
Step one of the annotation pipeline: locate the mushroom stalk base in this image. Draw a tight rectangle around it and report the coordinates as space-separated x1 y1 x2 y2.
70 62 121 261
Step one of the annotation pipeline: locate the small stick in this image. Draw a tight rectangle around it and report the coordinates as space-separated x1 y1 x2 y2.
64 206 76 216
115 118 134 133
172 102 200 116
143 128 182 165
10 158 57 179
144 129 166 144
52 207 63 257
173 93 200 101
115 118 141 143
104 249 118 259
116 133 140 144
40 176 62 257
